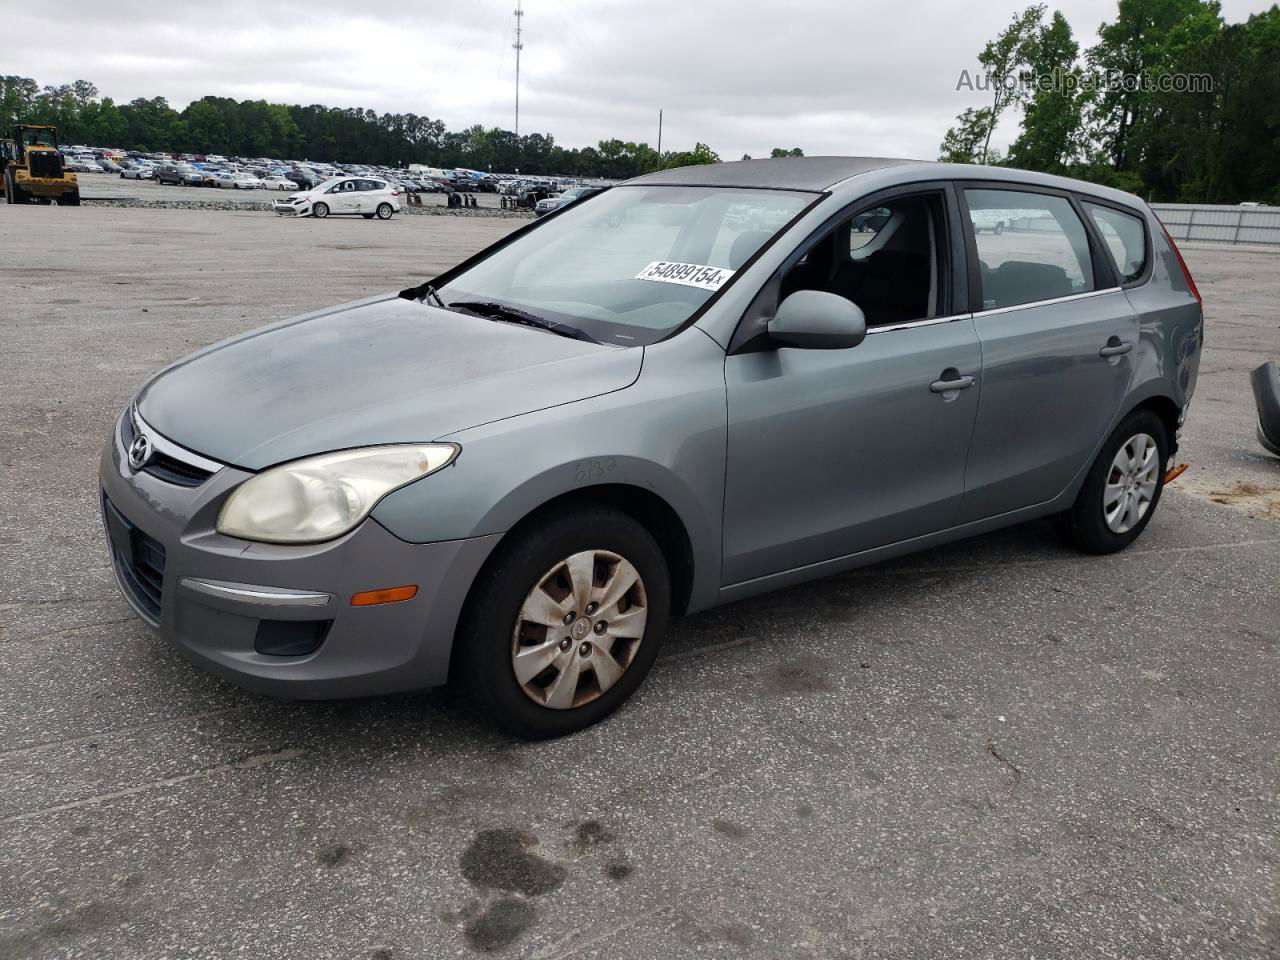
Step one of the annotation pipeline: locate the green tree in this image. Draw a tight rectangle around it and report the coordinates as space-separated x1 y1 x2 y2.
942 5 1046 164
1008 11 1085 172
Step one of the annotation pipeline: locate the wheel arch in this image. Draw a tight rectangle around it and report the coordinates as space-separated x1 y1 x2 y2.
462 483 698 619
1121 390 1182 455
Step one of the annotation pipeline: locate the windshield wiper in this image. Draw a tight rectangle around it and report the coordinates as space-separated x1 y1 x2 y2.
448 300 599 344
422 284 448 309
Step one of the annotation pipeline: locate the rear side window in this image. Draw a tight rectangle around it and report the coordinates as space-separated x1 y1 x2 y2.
1084 202 1147 283
965 188 1095 310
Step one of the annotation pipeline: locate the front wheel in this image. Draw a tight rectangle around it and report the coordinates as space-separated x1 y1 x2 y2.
1058 409 1168 554
312 202 329 219
376 202 394 220
57 190 80 206
456 504 671 739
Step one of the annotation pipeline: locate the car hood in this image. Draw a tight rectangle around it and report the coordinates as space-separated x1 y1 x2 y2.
137 294 642 470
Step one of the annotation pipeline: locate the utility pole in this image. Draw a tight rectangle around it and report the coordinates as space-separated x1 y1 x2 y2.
513 1 524 138
657 109 663 159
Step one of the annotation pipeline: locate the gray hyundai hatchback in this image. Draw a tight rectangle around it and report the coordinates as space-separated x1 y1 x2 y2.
100 157 1203 737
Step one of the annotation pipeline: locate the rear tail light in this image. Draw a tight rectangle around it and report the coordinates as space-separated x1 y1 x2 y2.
1160 221 1202 307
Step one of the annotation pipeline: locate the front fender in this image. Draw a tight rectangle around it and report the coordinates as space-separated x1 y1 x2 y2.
372 332 729 613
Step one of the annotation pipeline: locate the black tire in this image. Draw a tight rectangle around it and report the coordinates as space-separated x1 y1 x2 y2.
1058 408 1168 554
57 190 80 207
994 221 1005 235
456 504 671 739
375 202 394 220
312 202 329 219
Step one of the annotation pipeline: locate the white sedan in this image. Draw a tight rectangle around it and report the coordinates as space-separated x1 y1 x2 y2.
259 176 298 191
120 165 153 179
215 172 262 189
272 176 402 219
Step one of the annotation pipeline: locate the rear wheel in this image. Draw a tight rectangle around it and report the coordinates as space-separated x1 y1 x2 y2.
376 202 394 220
1058 409 1168 554
312 202 329 219
57 190 80 207
457 504 670 739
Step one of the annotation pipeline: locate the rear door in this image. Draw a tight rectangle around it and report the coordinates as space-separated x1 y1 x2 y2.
957 185 1137 522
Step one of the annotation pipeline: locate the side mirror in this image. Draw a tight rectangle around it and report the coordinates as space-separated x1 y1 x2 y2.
768 290 867 350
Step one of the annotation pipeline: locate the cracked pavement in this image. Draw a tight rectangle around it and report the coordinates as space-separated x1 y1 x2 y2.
1 208 1277 959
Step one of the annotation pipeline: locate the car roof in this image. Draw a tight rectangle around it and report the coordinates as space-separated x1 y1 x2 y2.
624 156 919 191
621 156 1148 210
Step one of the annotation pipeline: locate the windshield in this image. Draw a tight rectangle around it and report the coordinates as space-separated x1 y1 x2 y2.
436 185 813 345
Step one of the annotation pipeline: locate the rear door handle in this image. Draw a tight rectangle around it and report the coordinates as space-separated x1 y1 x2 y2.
1099 339 1133 358
930 374 975 393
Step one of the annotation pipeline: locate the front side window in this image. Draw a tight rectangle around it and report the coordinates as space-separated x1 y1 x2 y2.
965 188 1094 309
1085 202 1147 284
780 193 947 328
436 185 814 346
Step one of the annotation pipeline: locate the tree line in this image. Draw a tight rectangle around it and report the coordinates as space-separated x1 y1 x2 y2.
0 76 747 178
941 0 1280 203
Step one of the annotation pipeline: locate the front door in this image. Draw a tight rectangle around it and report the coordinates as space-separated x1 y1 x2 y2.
722 188 981 586
957 186 1137 521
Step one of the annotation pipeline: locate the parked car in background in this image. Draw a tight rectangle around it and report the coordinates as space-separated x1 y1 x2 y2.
259 175 298 191
534 185 605 217
120 163 153 180
272 176 401 218
214 172 261 189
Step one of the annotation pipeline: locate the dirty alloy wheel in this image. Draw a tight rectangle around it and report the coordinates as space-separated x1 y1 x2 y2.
457 504 670 739
1058 409 1168 554
312 201 329 219
376 202 394 220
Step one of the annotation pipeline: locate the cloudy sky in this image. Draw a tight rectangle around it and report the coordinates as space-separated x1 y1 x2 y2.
9 0 1275 159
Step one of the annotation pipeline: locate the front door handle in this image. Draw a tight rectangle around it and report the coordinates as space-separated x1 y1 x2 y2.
1099 338 1133 358
930 374 975 393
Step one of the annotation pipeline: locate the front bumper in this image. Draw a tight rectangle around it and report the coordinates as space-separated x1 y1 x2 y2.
98 410 499 698
273 199 309 216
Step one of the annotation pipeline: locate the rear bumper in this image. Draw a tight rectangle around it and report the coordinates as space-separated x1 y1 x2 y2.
98 410 500 698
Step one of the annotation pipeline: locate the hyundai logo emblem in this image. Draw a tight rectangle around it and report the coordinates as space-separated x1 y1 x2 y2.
128 433 152 471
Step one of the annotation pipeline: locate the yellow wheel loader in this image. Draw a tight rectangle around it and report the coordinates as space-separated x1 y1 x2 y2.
0 124 80 206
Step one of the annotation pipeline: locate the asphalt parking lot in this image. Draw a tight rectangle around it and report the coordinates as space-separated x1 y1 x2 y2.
1 206 1277 960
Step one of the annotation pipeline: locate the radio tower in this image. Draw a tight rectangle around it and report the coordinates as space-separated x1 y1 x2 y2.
513 1 525 138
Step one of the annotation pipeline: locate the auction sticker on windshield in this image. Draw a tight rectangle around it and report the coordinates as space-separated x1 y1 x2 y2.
635 261 735 291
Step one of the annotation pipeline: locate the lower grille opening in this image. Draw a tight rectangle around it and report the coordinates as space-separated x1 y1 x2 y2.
254 619 333 657
103 495 166 622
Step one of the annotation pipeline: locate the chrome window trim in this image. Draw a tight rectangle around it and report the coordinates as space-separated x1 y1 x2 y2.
866 313 973 336
972 286 1123 318
131 406 226 474
179 577 333 608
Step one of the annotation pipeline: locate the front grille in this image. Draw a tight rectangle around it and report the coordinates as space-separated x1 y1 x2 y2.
103 495 166 622
121 413 215 487
28 151 64 179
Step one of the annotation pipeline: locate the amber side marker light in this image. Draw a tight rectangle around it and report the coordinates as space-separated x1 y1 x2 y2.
351 585 418 607
1164 463 1190 484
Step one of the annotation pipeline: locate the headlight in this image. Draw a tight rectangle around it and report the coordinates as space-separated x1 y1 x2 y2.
216 444 459 544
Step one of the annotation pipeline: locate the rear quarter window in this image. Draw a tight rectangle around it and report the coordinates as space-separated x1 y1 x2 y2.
1084 202 1148 284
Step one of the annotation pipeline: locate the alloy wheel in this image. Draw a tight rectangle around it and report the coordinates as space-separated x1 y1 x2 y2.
1103 432 1159 533
511 550 648 710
